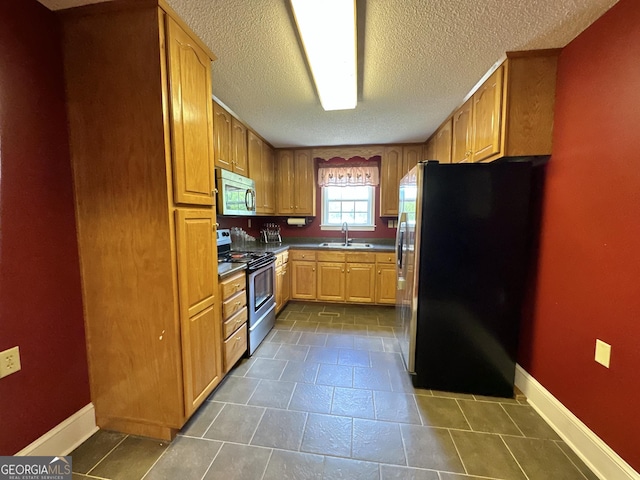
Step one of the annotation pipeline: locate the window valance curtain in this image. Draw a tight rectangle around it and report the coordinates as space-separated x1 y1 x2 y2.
317 164 379 187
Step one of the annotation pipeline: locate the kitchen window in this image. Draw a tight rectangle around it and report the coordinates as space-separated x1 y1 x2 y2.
318 163 378 231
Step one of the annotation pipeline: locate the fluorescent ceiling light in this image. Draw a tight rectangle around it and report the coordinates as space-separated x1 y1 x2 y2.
291 0 357 111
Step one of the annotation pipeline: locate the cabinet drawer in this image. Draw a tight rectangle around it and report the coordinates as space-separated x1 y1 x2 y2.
282 250 289 264
220 272 246 300
346 252 375 263
376 252 396 264
290 250 316 261
316 251 346 262
223 307 247 339
224 323 247 371
275 252 286 267
222 290 247 319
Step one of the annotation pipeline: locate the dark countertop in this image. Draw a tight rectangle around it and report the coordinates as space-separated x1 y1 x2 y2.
232 238 395 253
217 262 247 279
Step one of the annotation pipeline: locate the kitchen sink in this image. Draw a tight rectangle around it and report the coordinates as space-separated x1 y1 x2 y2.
318 242 372 248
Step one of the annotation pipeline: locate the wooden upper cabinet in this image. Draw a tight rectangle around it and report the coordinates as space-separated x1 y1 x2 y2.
424 138 436 161
445 50 559 164
213 101 232 171
175 209 221 416
402 145 421 175
262 141 275 214
452 99 473 163
275 149 294 215
275 149 315 216
380 145 422 217
472 67 503 162
247 130 275 215
434 118 453 163
231 117 248 175
166 17 215 206
380 145 402 217
294 149 315 216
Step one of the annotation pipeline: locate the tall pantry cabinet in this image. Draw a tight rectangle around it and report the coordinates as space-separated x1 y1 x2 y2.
60 0 222 440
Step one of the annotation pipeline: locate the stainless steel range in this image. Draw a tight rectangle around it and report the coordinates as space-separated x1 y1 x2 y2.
217 229 276 355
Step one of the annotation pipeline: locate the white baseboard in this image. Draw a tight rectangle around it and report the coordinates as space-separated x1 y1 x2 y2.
515 364 639 480
15 403 98 457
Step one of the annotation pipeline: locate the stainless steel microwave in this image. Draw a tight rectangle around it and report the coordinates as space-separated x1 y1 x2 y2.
215 168 256 216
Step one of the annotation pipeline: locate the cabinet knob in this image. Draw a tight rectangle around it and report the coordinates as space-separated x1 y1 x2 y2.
234 283 241 288
341 269 344 273
347 269 350 273
378 270 381 274
235 336 242 343
235 301 241 306
312 268 315 272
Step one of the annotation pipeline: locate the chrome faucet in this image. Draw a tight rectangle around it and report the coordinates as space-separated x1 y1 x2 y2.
341 222 349 245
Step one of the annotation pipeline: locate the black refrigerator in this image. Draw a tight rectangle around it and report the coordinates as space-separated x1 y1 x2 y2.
396 160 534 398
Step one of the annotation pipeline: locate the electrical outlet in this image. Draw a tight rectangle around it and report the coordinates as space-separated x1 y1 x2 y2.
594 339 611 368
0 346 21 379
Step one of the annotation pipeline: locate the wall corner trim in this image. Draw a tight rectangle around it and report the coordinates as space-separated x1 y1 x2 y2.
15 403 98 457
515 364 639 480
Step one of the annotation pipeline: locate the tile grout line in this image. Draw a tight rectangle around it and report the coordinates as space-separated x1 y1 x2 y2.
82 434 129 477
197 441 226 480
454 398 474 431
446 428 470 475
247 407 268 446
499 434 532 480
552 440 592 480
257 448 274 480
499 402 527 437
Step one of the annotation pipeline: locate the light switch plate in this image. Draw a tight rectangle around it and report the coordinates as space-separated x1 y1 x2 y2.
594 339 611 368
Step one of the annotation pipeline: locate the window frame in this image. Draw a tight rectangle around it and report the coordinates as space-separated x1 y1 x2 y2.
319 184 376 231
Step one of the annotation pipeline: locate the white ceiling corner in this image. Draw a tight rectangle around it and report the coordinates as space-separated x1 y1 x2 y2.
39 0 619 148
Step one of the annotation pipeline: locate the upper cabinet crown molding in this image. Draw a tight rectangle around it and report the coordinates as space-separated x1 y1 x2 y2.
312 146 384 161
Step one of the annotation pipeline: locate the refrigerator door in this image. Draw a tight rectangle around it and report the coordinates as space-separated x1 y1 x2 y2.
396 164 421 372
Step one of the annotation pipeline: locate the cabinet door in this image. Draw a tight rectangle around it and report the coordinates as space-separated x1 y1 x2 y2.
380 145 402 216
346 263 376 303
434 118 453 164
275 150 295 215
290 260 316 300
425 138 436 161
175 209 222 416
213 101 232 171
472 67 503 162
262 142 276 214
376 264 396 305
451 99 473 163
247 130 265 213
282 263 290 306
166 18 214 206
231 117 248 175
275 264 284 313
402 145 421 176
294 149 315 215
317 262 345 302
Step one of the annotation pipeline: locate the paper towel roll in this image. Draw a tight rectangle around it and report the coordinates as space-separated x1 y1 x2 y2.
287 218 307 226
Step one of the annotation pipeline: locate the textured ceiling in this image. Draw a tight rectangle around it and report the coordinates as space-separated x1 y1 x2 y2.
40 0 618 148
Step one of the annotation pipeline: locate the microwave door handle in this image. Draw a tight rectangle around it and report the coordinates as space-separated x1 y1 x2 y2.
245 189 252 210
250 189 256 210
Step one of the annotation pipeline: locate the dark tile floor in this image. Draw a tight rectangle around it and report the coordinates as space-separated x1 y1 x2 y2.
71 303 598 480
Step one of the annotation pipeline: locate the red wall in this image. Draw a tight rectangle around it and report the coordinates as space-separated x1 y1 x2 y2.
218 157 397 240
518 0 640 470
0 1 90 454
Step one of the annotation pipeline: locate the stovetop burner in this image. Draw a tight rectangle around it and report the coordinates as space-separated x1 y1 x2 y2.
217 229 275 272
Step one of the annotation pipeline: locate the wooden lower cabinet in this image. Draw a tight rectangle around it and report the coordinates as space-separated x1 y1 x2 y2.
290 260 317 300
375 252 397 305
345 263 376 303
288 249 391 305
219 271 247 372
275 250 291 313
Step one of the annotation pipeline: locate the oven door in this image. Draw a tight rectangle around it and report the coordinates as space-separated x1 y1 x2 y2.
247 260 276 354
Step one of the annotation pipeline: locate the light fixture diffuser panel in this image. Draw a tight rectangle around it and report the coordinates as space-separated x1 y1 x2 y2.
291 0 357 111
